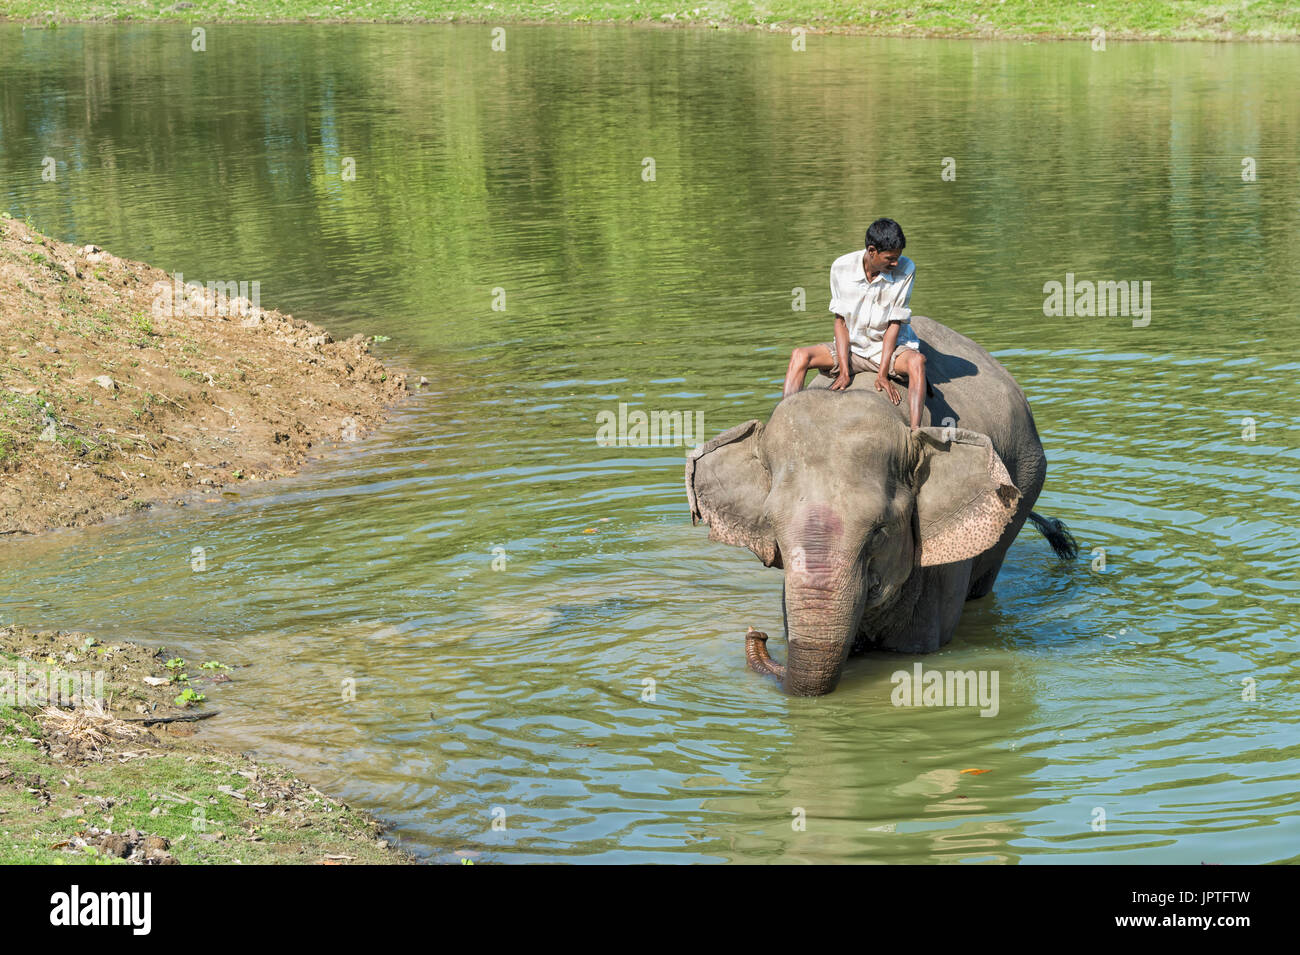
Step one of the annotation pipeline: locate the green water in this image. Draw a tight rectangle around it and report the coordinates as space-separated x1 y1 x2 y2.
1 24 1298 863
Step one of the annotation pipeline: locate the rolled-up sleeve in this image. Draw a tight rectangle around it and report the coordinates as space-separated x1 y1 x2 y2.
828 265 849 317
884 269 914 325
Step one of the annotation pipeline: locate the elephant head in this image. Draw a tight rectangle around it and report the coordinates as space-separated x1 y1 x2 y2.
686 389 1021 696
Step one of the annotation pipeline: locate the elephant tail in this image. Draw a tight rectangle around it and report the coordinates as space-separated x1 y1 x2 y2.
1028 511 1078 560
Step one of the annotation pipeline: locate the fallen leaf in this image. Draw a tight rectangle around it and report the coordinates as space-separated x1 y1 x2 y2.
583 528 597 534
960 768 991 775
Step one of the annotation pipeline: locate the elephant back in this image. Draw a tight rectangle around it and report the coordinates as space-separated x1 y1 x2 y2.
813 314 1045 507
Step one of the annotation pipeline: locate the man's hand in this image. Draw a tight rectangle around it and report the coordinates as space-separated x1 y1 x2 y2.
830 371 851 391
875 372 900 405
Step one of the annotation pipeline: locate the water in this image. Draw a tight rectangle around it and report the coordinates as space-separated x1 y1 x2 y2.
1 24 1297 863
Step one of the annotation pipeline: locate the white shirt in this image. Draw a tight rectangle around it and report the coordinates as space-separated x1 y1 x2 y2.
828 250 919 363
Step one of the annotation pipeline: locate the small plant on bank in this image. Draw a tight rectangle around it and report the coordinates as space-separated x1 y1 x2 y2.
131 312 155 337
0 431 20 470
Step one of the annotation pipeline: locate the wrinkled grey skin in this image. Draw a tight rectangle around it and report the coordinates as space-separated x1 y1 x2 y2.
686 316 1048 697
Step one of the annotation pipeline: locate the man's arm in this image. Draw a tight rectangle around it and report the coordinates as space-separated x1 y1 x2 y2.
828 262 852 391
875 322 902 404
875 266 913 404
830 315 851 390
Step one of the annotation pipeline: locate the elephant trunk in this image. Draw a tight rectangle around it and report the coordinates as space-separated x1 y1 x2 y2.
745 628 785 681
747 561 866 697
782 589 861 696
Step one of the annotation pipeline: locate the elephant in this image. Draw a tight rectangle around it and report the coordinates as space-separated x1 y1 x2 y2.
685 315 1076 696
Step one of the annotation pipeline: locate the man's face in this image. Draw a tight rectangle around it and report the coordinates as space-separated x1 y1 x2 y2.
864 245 902 276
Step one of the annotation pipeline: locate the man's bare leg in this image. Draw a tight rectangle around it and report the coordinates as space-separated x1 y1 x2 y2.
893 348 928 429
783 344 835 397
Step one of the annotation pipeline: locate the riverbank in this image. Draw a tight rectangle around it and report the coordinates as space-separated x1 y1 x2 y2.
0 214 410 536
2 0 1296 41
0 626 414 864
0 218 420 862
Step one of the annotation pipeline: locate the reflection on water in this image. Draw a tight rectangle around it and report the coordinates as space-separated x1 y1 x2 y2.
1 24 1298 862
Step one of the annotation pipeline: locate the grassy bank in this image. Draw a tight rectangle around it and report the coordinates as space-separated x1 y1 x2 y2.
2 0 1297 40
0 626 413 864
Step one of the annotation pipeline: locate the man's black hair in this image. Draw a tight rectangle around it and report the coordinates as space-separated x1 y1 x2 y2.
865 218 906 253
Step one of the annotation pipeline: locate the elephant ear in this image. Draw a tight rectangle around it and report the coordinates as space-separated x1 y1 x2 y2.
685 420 778 567
911 427 1021 568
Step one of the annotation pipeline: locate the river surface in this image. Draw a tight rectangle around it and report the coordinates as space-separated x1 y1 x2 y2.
1 24 1297 863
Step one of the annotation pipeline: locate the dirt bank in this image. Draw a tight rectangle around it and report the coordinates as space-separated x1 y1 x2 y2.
0 625 414 864
0 214 410 536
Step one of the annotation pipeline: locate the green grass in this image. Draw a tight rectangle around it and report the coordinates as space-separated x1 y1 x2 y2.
0 431 23 469
56 296 115 339
0 390 47 435
0 630 414 864
23 250 70 282
0 727 398 864
1 0 1297 41
0 655 409 865
130 311 155 337
129 310 157 348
